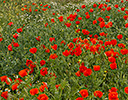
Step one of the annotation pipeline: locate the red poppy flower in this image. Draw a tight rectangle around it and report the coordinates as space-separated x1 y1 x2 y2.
83 68 92 76
76 21 80 24
29 47 37 54
40 67 48 76
39 83 48 92
120 48 128 55
8 22 14 26
121 7 125 11
117 34 123 39
1 91 8 99
13 33 19 39
110 62 117 70
107 7 111 11
13 43 19 47
93 4 97 8
0 75 7 82
79 65 87 73
93 20 97 24
108 92 118 100
36 36 41 41
37 94 49 100
30 88 39 95
74 46 82 56
93 65 100 71
65 23 71 27
125 23 128 28
82 29 90 35
17 28 22 33
118 43 125 48
8 44 12 51
75 71 81 77
99 21 105 28
63 50 70 57
49 54 58 59
86 14 90 19
49 37 55 42
51 44 57 50
81 5 86 9
109 87 118 92
79 89 88 98
40 60 46 66
94 90 103 98
78 17 82 20
76 9 80 12
19 98 24 100
12 83 18 91
55 84 61 90
114 4 118 8
108 57 116 63
19 69 28 77
124 87 128 94
51 18 55 23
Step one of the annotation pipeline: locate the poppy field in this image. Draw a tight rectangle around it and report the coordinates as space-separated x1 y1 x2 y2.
0 0 128 99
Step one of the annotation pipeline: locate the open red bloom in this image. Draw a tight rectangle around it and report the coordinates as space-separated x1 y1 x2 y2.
12 83 18 91
13 33 19 39
83 68 92 76
8 22 14 26
108 92 118 100
51 44 57 50
110 62 117 70
17 28 22 33
19 69 28 77
37 94 49 100
81 5 86 9
79 65 87 73
39 82 48 92
108 57 116 63
82 29 90 35
1 91 8 99
120 48 128 55
40 67 48 76
13 43 19 47
40 60 46 66
79 89 88 98
29 47 37 54
30 88 39 95
49 54 58 59
63 50 70 57
93 65 100 71
117 34 123 39
94 90 103 98
75 71 81 77
8 44 12 51
124 87 128 94
55 84 61 90
109 87 118 92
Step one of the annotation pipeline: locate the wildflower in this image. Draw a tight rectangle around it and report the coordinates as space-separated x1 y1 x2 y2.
79 89 88 98
93 65 100 71
124 87 128 94
17 28 22 33
30 88 39 95
29 47 37 54
40 60 46 66
40 67 48 76
110 62 117 70
94 90 103 98
37 94 49 100
19 69 27 77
